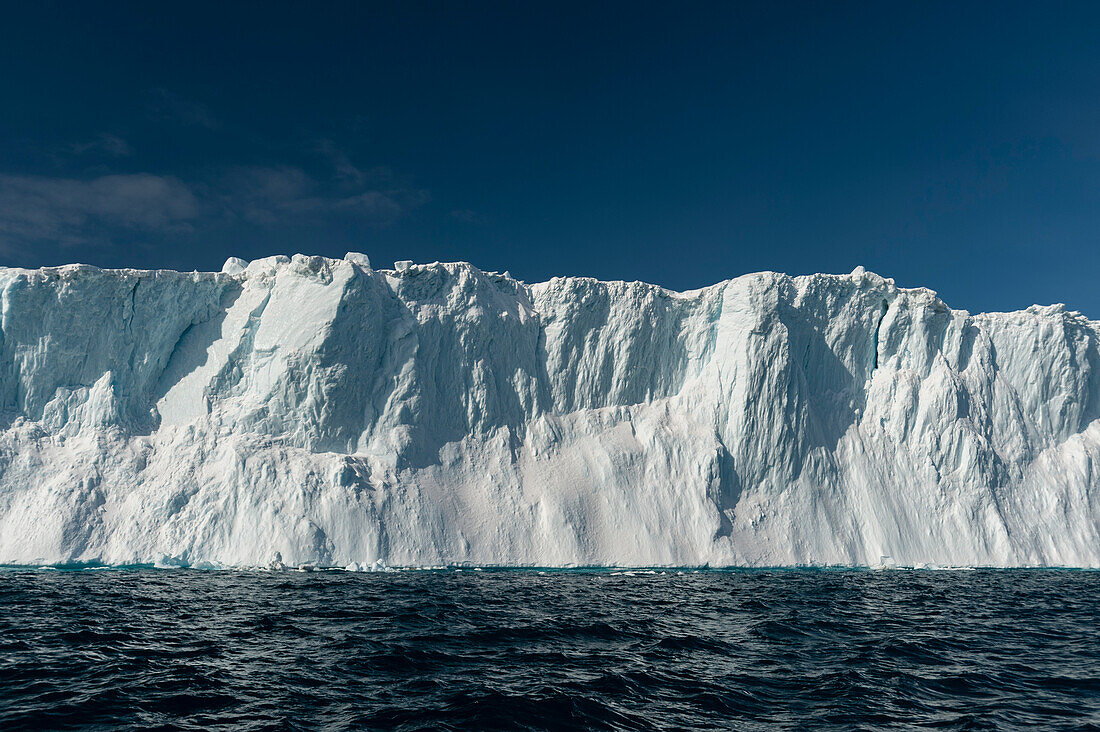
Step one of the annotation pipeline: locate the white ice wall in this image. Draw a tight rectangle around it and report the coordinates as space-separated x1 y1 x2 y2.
0 255 1096 567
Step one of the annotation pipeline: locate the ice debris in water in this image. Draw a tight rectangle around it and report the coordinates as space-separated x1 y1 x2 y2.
0 256 1097 569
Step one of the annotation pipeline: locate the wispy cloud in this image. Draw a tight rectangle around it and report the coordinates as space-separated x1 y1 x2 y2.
448 208 481 224
146 89 219 130
315 139 365 185
217 164 428 227
0 173 200 251
0 131 428 259
68 133 132 157
217 165 313 224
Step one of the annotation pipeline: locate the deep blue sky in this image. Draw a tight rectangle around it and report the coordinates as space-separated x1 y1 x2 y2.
1 2 1098 314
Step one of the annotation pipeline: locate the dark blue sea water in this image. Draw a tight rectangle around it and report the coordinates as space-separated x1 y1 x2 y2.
1 568 1098 731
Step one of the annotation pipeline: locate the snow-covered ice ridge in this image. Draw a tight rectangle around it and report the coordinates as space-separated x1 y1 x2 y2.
0 252 1097 568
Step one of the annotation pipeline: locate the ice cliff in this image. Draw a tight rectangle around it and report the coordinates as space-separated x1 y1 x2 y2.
0 253 1097 568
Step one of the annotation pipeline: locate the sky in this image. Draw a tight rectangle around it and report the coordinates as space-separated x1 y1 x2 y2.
0 1 1098 315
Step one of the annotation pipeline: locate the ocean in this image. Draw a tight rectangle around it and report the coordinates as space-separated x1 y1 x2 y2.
1 568 1097 730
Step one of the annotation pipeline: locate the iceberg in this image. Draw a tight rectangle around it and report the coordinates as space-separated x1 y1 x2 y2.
0 254 1096 568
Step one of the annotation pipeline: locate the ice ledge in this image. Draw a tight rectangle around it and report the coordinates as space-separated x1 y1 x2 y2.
0 255 1089 321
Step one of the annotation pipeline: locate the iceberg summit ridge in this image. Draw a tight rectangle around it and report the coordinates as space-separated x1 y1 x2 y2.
0 254 1097 568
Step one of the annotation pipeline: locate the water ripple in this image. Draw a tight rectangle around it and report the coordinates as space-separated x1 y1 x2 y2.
1 569 1098 730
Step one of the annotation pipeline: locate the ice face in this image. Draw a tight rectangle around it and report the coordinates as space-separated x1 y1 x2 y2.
221 257 248 275
0 255 1096 568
